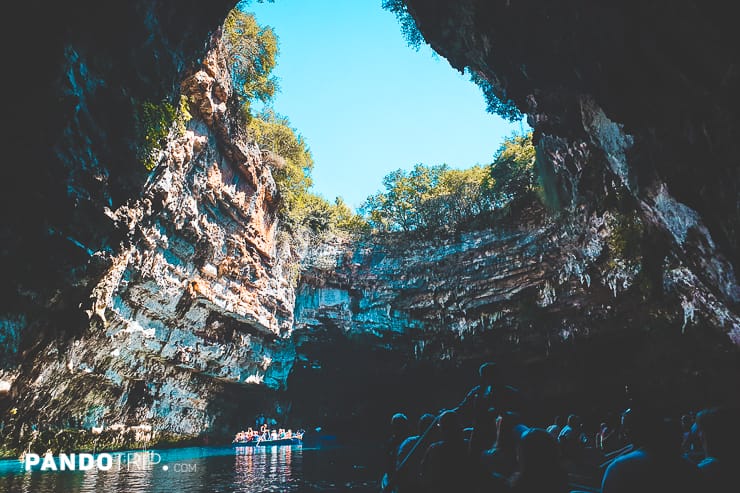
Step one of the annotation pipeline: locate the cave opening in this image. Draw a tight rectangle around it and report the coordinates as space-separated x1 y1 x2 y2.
1 2 739 492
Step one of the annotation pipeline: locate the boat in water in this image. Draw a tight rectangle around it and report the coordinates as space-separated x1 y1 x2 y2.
232 428 304 447
232 436 302 447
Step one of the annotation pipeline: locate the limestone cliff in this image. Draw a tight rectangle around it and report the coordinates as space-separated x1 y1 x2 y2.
1 22 301 447
290 202 739 432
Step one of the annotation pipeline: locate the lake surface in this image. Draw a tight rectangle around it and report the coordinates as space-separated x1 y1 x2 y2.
0 444 381 493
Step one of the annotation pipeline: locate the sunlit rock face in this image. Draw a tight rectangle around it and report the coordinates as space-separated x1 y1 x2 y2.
1 14 301 441
291 204 739 431
63 38 296 428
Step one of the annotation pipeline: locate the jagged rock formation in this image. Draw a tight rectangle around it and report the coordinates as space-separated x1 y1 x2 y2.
6 35 296 442
19 36 296 432
1 2 307 448
291 204 739 431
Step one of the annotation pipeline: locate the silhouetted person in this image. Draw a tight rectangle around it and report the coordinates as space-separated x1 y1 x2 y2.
695 406 739 493
481 411 521 478
680 412 703 460
509 425 569 493
421 410 481 493
395 413 436 493
601 407 704 493
597 421 618 451
455 362 520 427
558 414 586 460
469 406 500 458
546 415 564 439
383 412 409 488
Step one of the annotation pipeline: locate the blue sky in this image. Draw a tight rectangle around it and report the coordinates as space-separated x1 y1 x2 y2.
245 0 526 209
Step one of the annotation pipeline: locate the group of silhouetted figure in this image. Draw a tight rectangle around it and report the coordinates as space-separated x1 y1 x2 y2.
381 362 738 493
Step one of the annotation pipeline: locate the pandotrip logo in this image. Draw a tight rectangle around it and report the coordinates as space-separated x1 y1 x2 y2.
23 451 176 472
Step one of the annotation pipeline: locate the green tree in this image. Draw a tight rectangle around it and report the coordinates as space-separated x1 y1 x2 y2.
360 164 448 232
224 6 365 237
381 0 425 50
488 132 538 205
248 110 366 235
223 9 278 115
247 110 313 224
360 133 538 234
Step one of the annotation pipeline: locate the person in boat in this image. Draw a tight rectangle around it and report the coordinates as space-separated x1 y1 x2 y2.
454 362 521 426
695 406 738 493
420 410 482 493
481 410 522 478
383 412 409 488
509 425 570 493
271 429 278 440
601 406 704 493
286 429 292 439
395 413 436 493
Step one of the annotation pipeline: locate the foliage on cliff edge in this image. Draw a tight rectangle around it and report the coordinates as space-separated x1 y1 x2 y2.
224 8 366 238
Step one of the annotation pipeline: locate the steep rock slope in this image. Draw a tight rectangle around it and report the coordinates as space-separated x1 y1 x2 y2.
1 28 301 447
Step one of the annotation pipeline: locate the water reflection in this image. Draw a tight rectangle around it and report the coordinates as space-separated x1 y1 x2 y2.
0 445 378 493
233 445 302 492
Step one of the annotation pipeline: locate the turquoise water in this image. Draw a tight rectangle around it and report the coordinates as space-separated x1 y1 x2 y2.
0 445 381 492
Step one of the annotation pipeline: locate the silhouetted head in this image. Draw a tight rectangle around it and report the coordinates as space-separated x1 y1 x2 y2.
495 411 522 449
437 410 461 441
484 407 499 427
391 413 408 435
516 427 561 474
696 406 738 459
418 413 435 435
479 362 497 384
567 414 581 429
554 416 564 427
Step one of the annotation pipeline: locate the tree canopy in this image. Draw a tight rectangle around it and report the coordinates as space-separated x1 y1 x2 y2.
223 9 278 115
360 132 538 234
223 8 366 237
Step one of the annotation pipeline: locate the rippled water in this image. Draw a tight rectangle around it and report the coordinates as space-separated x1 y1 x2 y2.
0 445 381 493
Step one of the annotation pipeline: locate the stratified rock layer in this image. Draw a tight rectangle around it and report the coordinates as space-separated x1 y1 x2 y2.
3 32 296 444
290 201 739 432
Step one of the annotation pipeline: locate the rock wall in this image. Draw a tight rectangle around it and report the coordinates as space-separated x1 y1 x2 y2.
1 16 302 446
291 195 739 431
